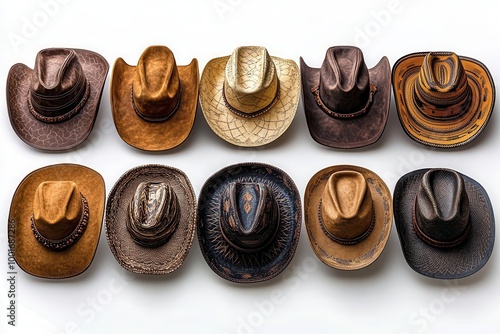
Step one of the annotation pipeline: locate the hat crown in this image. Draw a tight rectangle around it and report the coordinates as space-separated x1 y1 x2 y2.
33 181 82 240
415 52 471 118
220 182 279 253
127 182 180 248
30 48 89 121
318 46 370 114
223 46 279 115
320 171 374 243
132 46 182 121
415 169 470 247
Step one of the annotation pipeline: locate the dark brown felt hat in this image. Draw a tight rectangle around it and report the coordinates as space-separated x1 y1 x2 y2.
304 165 392 270
106 165 196 274
111 46 199 151
8 164 105 279
7 48 109 151
300 46 391 149
394 168 495 279
197 163 301 283
392 51 495 148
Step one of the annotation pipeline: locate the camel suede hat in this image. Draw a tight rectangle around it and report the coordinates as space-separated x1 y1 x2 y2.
394 168 495 279
392 51 495 148
7 48 109 151
300 46 391 149
8 164 105 279
111 46 199 151
304 165 392 270
197 163 301 283
199 46 300 147
106 165 196 274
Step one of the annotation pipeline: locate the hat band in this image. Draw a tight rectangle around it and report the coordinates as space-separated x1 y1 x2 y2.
311 82 377 119
414 82 472 119
222 81 281 118
27 81 90 123
30 193 89 251
412 203 471 248
317 200 375 245
131 84 182 123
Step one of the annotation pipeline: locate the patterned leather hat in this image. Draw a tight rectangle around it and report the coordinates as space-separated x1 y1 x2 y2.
304 165 392 270
199 46 300 147
197 163 301 283
392 51 495 148
300 46 391 149
6 48 109 151
8 164 105 279
111 46 199 151
105 165 196 274
394 168 495 279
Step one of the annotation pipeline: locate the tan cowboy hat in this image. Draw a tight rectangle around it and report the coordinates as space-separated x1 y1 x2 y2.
111 46 199 151
199 46 300 147
6 48 109 151
300 46 391 149
392 51 495 148
8 164 105 279
304 165 392 270
106 165 196 274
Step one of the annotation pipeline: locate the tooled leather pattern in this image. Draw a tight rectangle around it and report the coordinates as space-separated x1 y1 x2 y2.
7 50 108 150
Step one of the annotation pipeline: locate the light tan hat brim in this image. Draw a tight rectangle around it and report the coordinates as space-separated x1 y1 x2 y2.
111 58 199 151
304 165 392 270
8 164 105 279
199 55 300 147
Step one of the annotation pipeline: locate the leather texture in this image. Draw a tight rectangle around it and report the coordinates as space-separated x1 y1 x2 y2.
304 165 392 270
394 168 495 279
197 163 301 283
111 46 199 151
7 48 109 151
106 165 196 275
300 46 391 149
8 164 105 279
392 51 495 148
199 46 300 147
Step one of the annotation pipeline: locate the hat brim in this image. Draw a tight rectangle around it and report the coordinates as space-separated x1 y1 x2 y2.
392 52 495 148
300 57 391 149
197 163 301 283
111 57 199 151
6 49 109 151
105 165 196 274
304 165 392 270
8 164 105 279
199 55 300 147
394 169 495 279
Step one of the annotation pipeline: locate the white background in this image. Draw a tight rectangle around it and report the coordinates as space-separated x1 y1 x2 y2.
1 0 500 333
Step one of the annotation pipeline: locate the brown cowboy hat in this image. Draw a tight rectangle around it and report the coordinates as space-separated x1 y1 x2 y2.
7 48 109 151
105 165 196 274
8 164 105 279
300 46 391 149
111 46 199 151
392 51 495 148
197 163 301 283
394 168 495 279
304 165 392 270
199 46 300 147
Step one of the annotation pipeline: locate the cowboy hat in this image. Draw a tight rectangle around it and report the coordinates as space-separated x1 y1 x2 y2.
111 45 199 151
300 46 391 149
106 165 196 274
7 48 109 151
197 163 301 283
199 46 300 147
304 165 392 270
394 168 495 279
392 51 495 148
8 164 105 279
